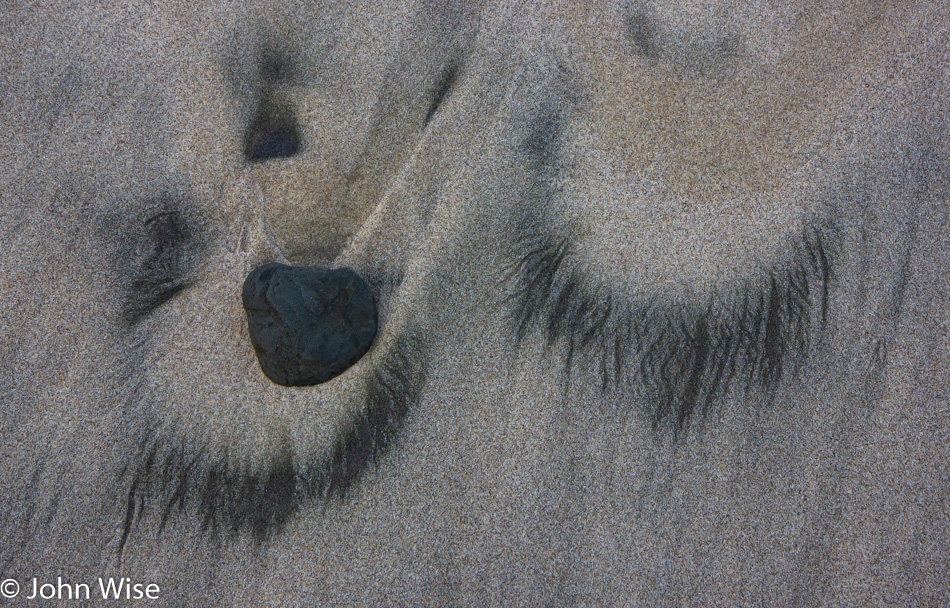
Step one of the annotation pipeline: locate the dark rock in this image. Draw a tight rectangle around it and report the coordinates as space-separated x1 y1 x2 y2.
242 263 378 386
243 98 301 162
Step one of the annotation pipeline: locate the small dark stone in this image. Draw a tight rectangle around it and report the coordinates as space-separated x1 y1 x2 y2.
242 263 378 386
243 99 301 162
